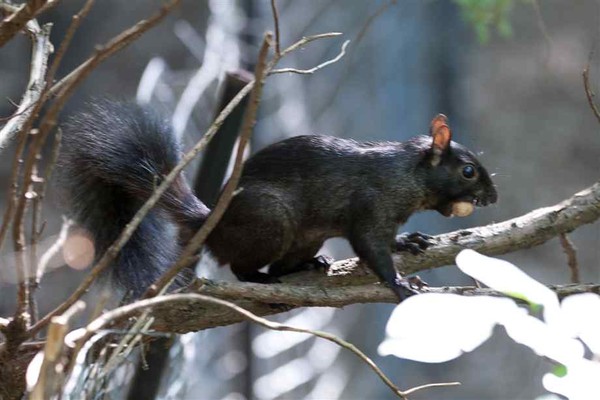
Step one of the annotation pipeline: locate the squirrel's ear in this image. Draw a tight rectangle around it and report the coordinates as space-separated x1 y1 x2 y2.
429 114 451 166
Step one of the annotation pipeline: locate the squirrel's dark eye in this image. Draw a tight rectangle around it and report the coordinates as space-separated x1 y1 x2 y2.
462 164 476 179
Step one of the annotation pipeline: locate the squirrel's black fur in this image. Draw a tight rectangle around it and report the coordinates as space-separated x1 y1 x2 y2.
57 101 497 300
57 101 208 296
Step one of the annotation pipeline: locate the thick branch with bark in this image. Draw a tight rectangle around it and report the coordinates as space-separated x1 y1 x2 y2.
146 282 600 334
144 181 600 333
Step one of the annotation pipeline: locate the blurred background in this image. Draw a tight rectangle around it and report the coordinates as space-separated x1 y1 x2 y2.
1 0 600 399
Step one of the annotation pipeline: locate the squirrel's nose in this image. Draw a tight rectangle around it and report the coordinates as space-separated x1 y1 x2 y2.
476 186 498 206
487 186 498 204
481 187 498 206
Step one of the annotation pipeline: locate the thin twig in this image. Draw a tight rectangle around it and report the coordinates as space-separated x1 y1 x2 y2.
583 49 600 125
34 127 62 242
80 293 443 399
13 0 180 254
402 381 461 397
0 0 55 47
0 0 93 255
270 39 350 75
147 32 273 295
559 233 580 284
0 102 37 122
46 0 96 93
0 20 52 328
25 0 182 338
278 32 342 58
0 15 52 148
0 0 93 250
0 18 51 249
48 0 178 98
28 126 62 325
37 218 72 283
316 1 396 120
531 0 552 60
355 0 396 47
30 301 85 400
0 132 26 250
270 0 281 55
14 135 41 330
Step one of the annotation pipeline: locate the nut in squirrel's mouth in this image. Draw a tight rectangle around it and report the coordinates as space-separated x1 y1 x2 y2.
438 196 479 218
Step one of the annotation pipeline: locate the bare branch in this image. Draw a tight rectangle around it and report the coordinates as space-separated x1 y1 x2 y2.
37 218 71 283
0 0 56 48
0 19 52 148
0 0 93 255
270 39 350 75
144 282 600 334
402 382 461 397
531 0 552 59
30 301 85 400
48 0 179 98
279 32 342 58
583 49 600 125
270 0 281 55
44 0 96 99
559 233 580 284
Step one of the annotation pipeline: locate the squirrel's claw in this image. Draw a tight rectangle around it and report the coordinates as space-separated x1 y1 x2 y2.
395 231 434 254
392 277 420 300
407 275 428 290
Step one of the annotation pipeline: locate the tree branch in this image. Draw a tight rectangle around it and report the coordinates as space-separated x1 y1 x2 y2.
140 181 600 333
80 293 460 399
0 18 52 148
147 282 600 334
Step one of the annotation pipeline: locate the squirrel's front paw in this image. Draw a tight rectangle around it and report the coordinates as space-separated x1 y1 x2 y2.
395 231 434 254
406 275 428 290
391 277 420 300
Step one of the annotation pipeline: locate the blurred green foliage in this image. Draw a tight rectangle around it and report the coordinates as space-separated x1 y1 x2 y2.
454 0 518 43
553 365 568 378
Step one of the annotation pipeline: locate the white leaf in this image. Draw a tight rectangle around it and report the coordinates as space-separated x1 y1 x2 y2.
456 250 560 324
542 358 600 400
378 293 519 362
558 293 600 354
500 311 584 365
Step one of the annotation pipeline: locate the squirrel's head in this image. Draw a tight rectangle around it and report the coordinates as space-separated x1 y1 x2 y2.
418 114 498 217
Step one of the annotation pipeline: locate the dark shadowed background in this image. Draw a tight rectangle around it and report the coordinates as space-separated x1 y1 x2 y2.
1 1 599 399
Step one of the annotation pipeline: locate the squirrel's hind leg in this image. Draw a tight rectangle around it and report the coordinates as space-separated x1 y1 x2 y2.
208 187 297 283
268 241 329 278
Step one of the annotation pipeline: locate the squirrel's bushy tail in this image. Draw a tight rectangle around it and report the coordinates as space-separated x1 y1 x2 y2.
57 100 209 297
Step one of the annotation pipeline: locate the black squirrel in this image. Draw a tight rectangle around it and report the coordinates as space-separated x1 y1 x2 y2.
57 100 497 299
